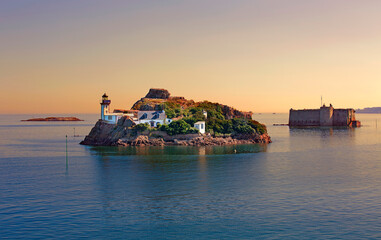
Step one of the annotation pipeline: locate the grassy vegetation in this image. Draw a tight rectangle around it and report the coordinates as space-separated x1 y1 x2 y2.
162 101 182 118
160 100 267 135
134 99 267 136
133 123 150 132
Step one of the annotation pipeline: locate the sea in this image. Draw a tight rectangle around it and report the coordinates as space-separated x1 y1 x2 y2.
1 113 381 239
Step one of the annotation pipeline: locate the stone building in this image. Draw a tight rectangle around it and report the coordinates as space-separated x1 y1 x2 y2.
289 104 361 127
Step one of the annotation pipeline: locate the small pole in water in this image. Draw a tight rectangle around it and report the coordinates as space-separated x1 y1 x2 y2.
73 128 75 137
66 135 68 167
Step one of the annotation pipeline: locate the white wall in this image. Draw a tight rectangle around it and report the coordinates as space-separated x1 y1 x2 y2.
194 122 205 134
138 119 164 127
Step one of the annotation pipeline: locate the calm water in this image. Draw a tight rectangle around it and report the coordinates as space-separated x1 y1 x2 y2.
1 113 381 239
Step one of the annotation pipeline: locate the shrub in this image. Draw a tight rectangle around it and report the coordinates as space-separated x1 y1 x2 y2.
159 120 198 136
183 114 205 126
165 108 176 119
159 124 170 132
188 127 199 134
248 119 267 134
235 124 255 134
221 119 233 133
183 117 197 126
164 102 182 119
168 120 191 135
134 123 150 132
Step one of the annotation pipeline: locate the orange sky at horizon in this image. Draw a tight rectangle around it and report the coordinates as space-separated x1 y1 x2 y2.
1 1 380 114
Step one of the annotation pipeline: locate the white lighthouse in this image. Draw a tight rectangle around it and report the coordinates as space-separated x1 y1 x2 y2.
100 93 111 121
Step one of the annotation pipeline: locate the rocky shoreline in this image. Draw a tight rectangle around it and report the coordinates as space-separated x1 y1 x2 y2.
115 134 271 147
80 120 271 147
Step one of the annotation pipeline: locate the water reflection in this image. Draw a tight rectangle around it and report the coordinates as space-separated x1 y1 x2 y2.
92 144 268 226
288 127 357 152
289 127 356 139
197 147 208 189
88 144 268 156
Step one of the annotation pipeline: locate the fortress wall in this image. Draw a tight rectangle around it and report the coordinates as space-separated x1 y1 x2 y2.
289 109 320 126
333 109 355 126
333 109 349 126
289 106 358 127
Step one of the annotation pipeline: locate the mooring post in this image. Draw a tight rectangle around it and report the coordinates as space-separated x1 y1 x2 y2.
66 135 68 167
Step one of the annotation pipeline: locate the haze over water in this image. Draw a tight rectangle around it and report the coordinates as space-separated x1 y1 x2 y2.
1 113 381 239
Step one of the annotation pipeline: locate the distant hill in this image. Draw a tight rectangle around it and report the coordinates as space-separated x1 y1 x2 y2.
356 107 381 114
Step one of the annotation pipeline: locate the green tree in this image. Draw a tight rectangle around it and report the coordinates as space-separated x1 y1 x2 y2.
167 120 191 135
248 119 267 134
159 120 198 135
235 124 255 134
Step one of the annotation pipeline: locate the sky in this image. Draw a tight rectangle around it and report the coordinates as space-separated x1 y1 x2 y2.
1 0 380 114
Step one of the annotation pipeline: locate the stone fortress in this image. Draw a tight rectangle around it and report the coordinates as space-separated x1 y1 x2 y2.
289 104 361 127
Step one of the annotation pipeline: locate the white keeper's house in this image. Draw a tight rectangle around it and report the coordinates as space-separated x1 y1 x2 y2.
137 111 172 127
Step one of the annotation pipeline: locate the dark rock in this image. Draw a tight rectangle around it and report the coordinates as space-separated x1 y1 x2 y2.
117 116 136 127
145 88 170 99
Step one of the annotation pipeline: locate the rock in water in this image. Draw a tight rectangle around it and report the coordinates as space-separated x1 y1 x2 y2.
21 117 83 121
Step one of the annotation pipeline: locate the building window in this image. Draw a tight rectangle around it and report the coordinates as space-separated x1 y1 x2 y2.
108 116 112 120
201 124 204 129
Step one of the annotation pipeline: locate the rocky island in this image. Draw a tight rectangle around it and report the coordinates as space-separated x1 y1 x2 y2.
22 117 83 121
81 89 271 146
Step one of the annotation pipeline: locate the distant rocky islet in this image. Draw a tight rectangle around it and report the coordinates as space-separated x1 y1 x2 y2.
22 117 83 121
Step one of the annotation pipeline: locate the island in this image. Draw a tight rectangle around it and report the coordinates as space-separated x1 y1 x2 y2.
81 88 271 146
356 107 381 114
22 117 83 121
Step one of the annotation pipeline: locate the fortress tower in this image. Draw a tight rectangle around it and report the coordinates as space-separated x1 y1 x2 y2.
319 104 334 126
100 93 111 120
